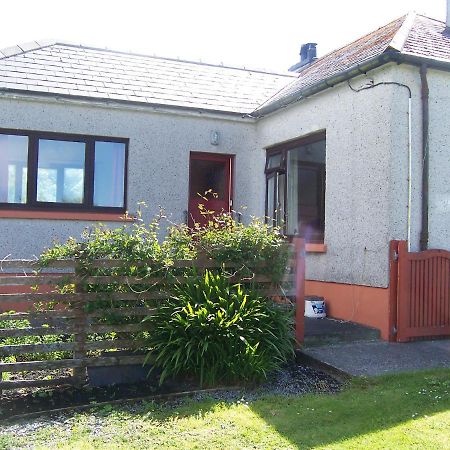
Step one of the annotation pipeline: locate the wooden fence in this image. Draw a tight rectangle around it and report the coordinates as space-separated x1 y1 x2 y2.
391 240 450 342
0 239 305 394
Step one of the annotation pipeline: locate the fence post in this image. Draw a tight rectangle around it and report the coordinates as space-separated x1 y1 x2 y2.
73 262 87 386
396 240 410 342
293 237 305 347
388 240 400 342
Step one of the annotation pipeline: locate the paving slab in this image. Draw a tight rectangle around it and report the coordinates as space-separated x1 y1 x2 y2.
304 317 380 347
303 340 450 377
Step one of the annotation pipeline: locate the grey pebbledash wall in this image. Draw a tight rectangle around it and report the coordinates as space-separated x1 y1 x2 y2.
257 62 450 288
1 62 449 289
0 96 263 259
256 64 405 288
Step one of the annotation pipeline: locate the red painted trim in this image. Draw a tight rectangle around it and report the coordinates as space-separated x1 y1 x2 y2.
388 240 400 341
294 237 305 346
0 210 135 222
305 243 327 253
305 280 391 340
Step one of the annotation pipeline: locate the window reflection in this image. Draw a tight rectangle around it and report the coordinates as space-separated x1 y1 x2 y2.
94 141 126 208
0 134 28 204
37 140 85 203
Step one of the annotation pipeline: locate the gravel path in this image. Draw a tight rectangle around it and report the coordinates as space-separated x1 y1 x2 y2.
0 361 342 436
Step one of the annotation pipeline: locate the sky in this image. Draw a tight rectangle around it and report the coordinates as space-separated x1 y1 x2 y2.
0 0 446 72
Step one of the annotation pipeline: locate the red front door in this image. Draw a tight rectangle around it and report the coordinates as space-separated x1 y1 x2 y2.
188 152 233 227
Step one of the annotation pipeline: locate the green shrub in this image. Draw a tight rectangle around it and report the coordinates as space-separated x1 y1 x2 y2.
143 270 294 387
165 213 288 283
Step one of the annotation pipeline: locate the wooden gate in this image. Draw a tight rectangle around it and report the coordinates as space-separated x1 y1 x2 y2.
392 240 450 342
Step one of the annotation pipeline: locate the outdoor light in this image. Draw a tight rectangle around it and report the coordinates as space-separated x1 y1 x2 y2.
210 130 220 145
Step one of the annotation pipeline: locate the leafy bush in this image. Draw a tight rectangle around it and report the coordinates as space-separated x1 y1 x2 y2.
143 270 294 387
165 213 288 283
35 207 291 376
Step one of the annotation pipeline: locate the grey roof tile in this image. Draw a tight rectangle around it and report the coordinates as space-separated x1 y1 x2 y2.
403 15 450 61
1 14 450 115
256 13 450 113
0 42 293 114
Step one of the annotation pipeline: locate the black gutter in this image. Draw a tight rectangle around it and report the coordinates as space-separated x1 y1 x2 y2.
251 51 401 118
252 51 450 118
420 64 429 250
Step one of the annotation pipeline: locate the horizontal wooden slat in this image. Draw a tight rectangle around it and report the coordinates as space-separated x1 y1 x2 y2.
0 259 76 269
86 323 146 334
0 377 74 390
0 355 146 372
0 273 275 287
88 307 156 318
0 256 281 270
0 341 75 356
80 274 273 285
0 308 155 324
85 339 146 351
0 322 147 338
0 291 168 304
0 275 76 286
0 326 74 338
0 311 78 321
0 339 146 356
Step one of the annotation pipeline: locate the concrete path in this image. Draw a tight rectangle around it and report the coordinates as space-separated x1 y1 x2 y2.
303 339 450 377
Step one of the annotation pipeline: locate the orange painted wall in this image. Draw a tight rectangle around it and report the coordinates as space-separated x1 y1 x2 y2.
305 280 391 340
0 274 55 312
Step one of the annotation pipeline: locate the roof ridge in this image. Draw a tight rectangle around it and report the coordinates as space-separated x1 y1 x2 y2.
288 14 408 79
59 42 295 77
0 39 294 78
415 13 446 25
389 11 417 52
0 39 58 59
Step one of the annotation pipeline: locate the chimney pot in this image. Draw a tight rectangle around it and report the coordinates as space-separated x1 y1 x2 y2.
289 42 317 72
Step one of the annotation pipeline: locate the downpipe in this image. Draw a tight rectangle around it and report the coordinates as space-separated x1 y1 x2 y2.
419 64 429 251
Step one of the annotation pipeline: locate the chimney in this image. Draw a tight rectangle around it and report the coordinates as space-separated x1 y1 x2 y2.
289 43 317 73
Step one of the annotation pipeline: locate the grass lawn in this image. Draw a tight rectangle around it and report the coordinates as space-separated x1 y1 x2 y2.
0 369 449 449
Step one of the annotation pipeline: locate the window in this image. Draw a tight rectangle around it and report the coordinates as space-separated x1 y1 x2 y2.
0 130 128 212
265 133 326 242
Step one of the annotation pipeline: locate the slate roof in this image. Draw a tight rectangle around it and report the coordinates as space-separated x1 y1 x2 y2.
0 42 294 115
0 13 450 116
402 15 450 61
256 13 450 114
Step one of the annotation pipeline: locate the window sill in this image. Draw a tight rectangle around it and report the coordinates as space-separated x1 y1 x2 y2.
305 243 327 253
0 210 135 222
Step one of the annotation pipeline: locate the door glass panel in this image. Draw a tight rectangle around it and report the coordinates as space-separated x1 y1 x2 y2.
94 141 126 207
298 168 317 206
37 139 85 203
190 159 226 200
267 175 275 225
277 173 285 227
0 134 28 203
286 141 325 238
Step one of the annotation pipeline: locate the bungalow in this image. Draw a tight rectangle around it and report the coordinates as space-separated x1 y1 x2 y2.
1 11 449 340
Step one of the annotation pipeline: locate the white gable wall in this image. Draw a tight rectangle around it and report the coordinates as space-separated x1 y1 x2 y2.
386 64 450 253
256 63 416 289
0 96 263 259
427 68 450 250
